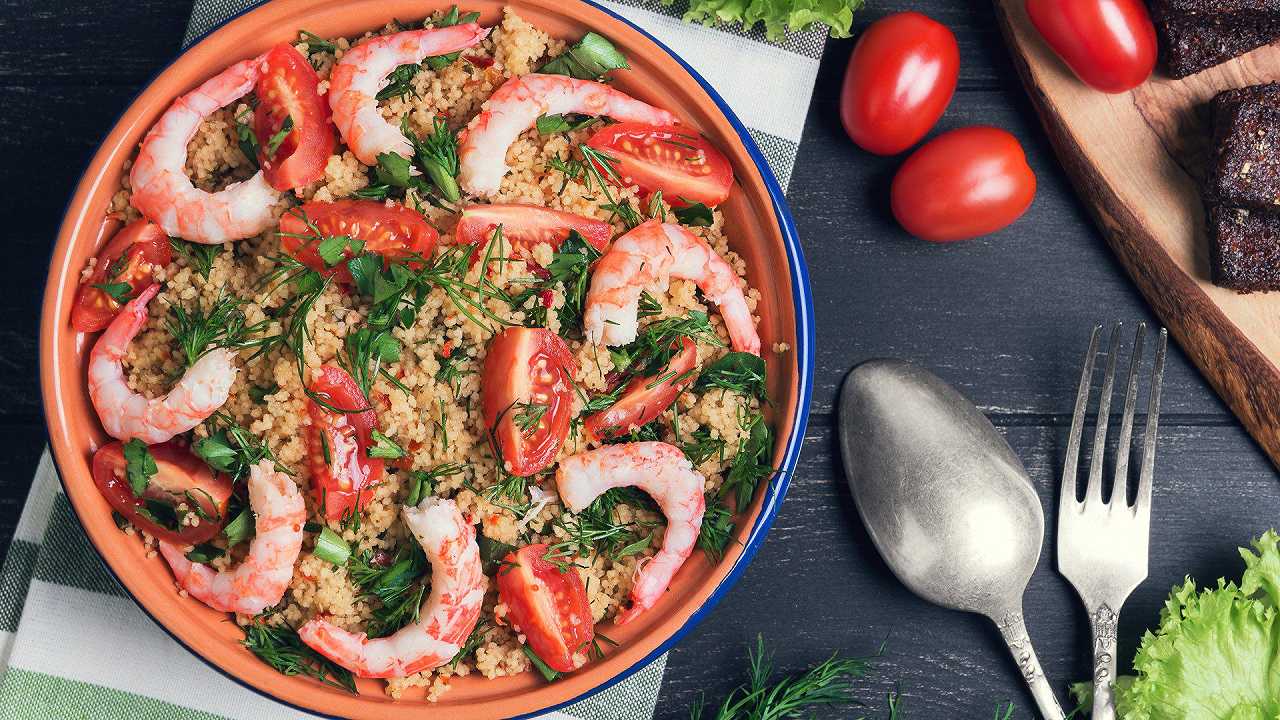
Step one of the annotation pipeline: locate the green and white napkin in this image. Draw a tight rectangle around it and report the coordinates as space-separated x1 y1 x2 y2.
0 1 824 717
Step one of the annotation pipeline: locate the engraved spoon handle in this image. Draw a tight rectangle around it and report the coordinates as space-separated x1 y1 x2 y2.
1087 603 1120 720
995 611 1066 720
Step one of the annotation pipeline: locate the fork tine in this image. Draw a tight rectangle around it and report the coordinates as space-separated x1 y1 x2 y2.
1135 328 1168 516
1062 324 1102 510
1086 324 1124 504
1111 323 1146 504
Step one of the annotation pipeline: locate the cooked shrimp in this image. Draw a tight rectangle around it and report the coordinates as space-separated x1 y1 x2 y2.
556 442 706 625
87 284 237 444
129 54 282 245
583 220 761 354
298 497 485 678
458 74 679 195
329 24 489 165
158 460 305 615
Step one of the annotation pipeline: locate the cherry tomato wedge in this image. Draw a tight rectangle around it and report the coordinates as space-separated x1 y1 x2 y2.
254 43 334 191
70 219 172 333
92 441 232 545
840 12 959 156
497 543 594 673
891 126 1037 243
455 204 612 262
481 328 577 477
305 365 384 521
585 337 696 442
278 200 439 285
1026 0 1156 94
586 123 733 207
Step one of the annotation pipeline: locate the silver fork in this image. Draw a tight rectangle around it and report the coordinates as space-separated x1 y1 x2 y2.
1057 323 1166 720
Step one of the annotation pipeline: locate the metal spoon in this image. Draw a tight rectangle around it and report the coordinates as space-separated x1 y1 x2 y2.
839 359 1065 719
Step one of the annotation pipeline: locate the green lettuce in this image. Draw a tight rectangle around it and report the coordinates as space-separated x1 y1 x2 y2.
1073 531 1280 719
663 0 864 41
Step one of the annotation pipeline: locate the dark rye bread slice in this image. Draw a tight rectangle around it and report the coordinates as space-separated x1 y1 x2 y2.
1154 12 1280 78
1208 83 1280 209
1209 205 1280 291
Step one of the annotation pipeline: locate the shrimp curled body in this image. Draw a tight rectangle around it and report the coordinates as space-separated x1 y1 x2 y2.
87 284 237 444
159 460 305 615
298 497 485 678
584 220 761 354
129 54 282 245
329 24 490 166
556 442 706 625
458 74 679 196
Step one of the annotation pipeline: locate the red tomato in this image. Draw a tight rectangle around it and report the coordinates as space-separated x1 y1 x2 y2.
455 204 612 261
586 123 733 207
497 544 594 673
254 43 334 190
70 219 172 333
92 441 232 545
305 365 383 521
585 337 696 442
278 200 439 285
481 328 577 477
839 12 959 156
891 126 1036 242
1025 0 1156 93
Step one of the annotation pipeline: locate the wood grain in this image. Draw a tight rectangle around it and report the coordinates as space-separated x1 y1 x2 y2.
994 0 1280 473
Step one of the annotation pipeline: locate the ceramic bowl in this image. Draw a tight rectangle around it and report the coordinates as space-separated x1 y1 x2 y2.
39 1 814 717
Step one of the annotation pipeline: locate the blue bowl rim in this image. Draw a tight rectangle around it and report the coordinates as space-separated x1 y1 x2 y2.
41 1 817 718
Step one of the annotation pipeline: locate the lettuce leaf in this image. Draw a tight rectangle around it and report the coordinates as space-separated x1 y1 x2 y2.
664 0 864 41
1076 531 1280 719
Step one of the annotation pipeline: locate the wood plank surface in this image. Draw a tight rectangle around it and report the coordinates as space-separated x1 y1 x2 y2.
0 0 1277 718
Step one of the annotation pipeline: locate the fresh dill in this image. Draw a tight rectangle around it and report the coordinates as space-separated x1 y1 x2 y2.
695 351 768 401
512 401 548 435
404 115 462 203
435 343 474 396
165 293 267 368
233 104 260 169
376 63 421 101
169 238 223 280
298 30 336 56
242 623 357 694
339 326 401 399
688 635 874 720
349 544 429 638
193 411 289 482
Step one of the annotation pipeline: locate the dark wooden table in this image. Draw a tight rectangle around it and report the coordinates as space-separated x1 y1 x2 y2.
3 1 1279 717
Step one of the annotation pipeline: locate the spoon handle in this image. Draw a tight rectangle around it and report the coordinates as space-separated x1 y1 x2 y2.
994 611 1065 720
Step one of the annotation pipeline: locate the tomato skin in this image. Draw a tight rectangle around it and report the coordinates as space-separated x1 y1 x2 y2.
455 204 612 261
70 219 172 333
481 328 578 477
585 337 696 442
586 123 734 207
254 43 334 190
92 441 232 545
497 544 594 673
1025 0 1156 93
305 365 383 521
278 200 438 285
891 126 1036 242
839 12 959 156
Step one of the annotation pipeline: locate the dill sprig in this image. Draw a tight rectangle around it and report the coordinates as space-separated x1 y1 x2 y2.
448 617 492 669
689 635 873 720
695 351 768 402
169 238 223 280
544 487 656 567
349 545 429 638
405 115 462 203
253 254 332 381
242 623 357 694
164 293 267 368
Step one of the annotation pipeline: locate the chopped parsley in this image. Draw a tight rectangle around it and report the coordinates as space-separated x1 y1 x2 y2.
376 63 422 101
122 439 157 496
674 201 714 227
194 412 287 482
539 31 628 80
424 6 482 70
535 113 599 135
92 282 132 304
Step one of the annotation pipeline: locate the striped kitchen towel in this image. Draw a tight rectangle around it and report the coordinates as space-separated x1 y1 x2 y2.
0 1 824 718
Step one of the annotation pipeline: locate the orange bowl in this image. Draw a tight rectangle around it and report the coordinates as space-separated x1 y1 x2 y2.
39 1 814 717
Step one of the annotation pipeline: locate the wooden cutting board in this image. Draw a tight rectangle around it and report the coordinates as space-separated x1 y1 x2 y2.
993 1 1280 471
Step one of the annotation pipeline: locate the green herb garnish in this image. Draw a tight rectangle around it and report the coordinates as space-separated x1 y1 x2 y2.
367 430 406 460
264 115 294 157
539 31 628 80
165 294 266 368
535 113 599 135
521 644 562 682
92 282 132 304
313 525 351 566
169 238 223 280
424 6 482 70
122 439 157 497
696 351 767 401
674 201 715 227
185 543 225 563
242 623 357 694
